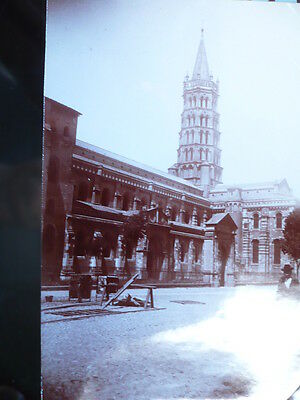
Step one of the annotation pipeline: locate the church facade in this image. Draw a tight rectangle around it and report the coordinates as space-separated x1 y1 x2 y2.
42 33 296 285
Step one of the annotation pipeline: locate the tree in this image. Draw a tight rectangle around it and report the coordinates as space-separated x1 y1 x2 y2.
121 211 147 277
281 208 300 278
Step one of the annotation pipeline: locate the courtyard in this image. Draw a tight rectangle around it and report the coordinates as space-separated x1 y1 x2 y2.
41 285 300 400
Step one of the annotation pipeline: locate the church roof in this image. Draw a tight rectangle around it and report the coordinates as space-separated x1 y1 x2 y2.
192 30 210 80
75 139 207 199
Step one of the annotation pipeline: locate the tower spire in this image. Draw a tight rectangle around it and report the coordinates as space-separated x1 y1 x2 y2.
192 29 210 80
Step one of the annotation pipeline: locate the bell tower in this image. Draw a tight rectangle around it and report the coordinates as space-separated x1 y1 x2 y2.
168 30 222 194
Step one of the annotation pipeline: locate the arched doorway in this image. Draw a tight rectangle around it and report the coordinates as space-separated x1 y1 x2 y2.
147 235 164 281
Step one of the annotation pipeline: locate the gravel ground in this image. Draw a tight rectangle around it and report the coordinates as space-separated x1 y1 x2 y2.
41 286 300 400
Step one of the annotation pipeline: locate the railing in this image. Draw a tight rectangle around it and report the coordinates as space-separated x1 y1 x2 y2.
184 79 218 91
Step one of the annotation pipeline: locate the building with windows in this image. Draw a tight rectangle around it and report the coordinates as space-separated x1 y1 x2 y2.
42 32 296 285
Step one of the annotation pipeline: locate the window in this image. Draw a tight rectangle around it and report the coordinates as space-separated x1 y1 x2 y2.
253 213 259 229
191 130 194 143
273 240 281 264
252 239 259 264
276 213 282 229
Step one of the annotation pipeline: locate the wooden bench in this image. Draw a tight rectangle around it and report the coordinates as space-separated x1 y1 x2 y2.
101 274 156 309
130 284 156 309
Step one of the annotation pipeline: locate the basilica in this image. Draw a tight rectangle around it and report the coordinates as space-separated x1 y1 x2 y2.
42 33 296 285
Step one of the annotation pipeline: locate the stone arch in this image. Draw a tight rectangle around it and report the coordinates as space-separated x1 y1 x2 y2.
171 206 178 221
78 181 90 201
122 192 132 211
101 187 111 206
184 210 190 224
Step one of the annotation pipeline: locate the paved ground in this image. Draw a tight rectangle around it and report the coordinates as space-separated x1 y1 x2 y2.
41 286 300 400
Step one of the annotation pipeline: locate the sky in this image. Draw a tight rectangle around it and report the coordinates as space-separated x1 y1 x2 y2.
45 0 300 198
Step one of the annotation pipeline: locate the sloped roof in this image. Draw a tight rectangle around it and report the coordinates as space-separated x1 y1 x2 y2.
206 212 238 229
75 139 206 196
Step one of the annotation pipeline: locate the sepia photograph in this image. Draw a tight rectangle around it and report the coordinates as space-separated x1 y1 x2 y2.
42 1 300 399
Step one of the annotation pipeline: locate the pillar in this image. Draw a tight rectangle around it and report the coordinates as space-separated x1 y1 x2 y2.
61 217 75 281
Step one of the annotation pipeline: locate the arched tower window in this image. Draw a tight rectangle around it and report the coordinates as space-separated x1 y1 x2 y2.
252 239 259 264
192 115 195 125
273 239 281 264
205 148 209 161
193 96 196 107
190 148 193 161
205 132 209 144
276 213 282 229
200 115 204 127
101 188 111 206
189 98 192 108
200 148 203 160
185 148 188 162
205 116 209 127
186 131 190 144
191 130 194 143
205 98 208 108
187 116 190 126
200 131 203 144
253 213 259 229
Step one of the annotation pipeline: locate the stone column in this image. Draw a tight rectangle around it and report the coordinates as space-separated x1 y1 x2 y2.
192 207 198 226
113 192 121 209
133 197 140 211
115 234 124 271
179 208 185 223
173 238 181 280
202 227 215 285
91 184 100 204
186 239 195 279
61 217 75 281
135 236 148 280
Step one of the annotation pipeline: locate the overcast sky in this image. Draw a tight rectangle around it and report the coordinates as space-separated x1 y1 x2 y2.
45 0 300 198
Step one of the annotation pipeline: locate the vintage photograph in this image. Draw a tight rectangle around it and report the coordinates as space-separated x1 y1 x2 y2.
42 1 300 399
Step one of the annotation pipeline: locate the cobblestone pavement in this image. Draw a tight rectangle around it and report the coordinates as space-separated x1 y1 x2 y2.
41 286 300 400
